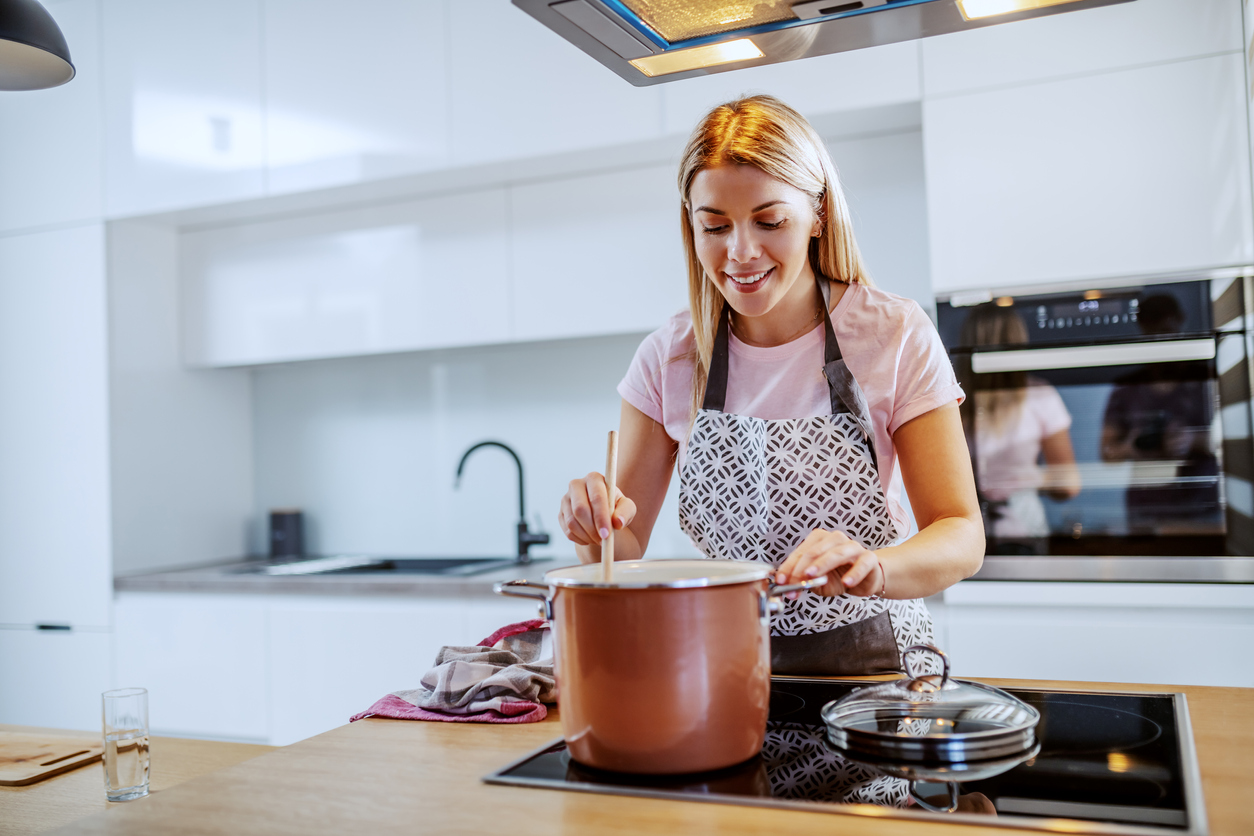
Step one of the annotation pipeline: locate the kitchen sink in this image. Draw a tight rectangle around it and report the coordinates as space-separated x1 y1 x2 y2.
241 555 541 577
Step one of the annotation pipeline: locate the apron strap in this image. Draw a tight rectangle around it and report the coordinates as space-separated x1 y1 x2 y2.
817 277 880 468
701 305 732 412
818 276 841 367
699 275 881 469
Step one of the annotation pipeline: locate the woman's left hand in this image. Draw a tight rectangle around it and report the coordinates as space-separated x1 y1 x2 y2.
775 528 885 598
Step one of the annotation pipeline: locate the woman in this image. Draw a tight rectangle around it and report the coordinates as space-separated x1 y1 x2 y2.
957 305 1081 554
557 96 984 676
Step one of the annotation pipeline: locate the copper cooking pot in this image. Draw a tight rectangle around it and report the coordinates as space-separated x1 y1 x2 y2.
496 559 825 774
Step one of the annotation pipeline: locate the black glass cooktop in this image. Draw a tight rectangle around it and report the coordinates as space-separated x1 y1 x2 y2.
484 678 1206 835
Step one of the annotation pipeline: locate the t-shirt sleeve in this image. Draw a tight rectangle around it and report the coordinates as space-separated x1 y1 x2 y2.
1034 383 1072 437
888 302 966 435
617 327 667 425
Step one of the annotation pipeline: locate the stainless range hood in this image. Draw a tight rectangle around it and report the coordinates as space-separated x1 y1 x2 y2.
513 0 1136 86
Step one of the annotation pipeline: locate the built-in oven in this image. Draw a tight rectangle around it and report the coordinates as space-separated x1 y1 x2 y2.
936 270 1254 578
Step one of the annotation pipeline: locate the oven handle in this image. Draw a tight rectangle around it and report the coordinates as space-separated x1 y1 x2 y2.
971 337 1216 374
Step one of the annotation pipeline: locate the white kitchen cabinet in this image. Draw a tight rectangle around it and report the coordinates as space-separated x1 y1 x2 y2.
267 595 535 746
448 0 663 166
101 0 264 217
113 593 269 741
262 0 449 195
181 187 510 366
0 627 111 731
938 582 1254 687
921 0 1242 98
462 596 546 647
0 225 112 629
924 53 1253 293
0 0 103 234
110 591 539 746
660 40 920 137
824 130 932 310
1246 0 1254 204
510 164 687 342
927 0 1238 98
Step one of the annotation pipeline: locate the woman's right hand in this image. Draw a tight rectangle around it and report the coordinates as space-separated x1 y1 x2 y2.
559 472 637 547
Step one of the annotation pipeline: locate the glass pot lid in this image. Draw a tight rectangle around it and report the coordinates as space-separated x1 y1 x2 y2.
821 645 1040 763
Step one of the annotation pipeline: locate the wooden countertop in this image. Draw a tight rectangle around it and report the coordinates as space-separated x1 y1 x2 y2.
21 679 1254 836
0 725 273 836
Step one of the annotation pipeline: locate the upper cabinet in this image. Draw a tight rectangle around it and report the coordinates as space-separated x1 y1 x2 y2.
824 131 932 310
0 0 102 234
921 0 1242 97
261 0 450 195
447 0 664 166
924 52 1254 293
509 164 687 342
102 0 265 217
182 188 510 366
661 40 921 137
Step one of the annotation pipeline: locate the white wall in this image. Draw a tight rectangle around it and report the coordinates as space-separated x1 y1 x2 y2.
249 333 680 560
108 220 254 576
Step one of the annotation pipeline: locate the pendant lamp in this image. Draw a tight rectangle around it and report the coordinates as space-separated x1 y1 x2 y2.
0 0 74 91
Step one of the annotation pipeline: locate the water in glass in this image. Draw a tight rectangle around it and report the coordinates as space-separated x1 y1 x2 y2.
103 729 150 801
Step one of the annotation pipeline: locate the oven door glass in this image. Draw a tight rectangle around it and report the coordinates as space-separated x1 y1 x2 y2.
960 338 1230 557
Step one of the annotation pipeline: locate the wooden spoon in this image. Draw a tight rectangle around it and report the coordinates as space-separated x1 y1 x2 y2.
602 430 618 582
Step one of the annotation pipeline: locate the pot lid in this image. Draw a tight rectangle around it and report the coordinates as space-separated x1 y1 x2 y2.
544 559 771 589
821 645 1040 763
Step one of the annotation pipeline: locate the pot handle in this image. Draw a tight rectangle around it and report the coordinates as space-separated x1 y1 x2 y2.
771 576 829 597
760 575 829 619
494 579 553 620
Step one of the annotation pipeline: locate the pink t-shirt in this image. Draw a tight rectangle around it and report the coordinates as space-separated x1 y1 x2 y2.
617 282 965 536
976 382 1072 502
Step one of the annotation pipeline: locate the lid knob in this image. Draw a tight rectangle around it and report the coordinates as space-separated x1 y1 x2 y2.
901 644 951 691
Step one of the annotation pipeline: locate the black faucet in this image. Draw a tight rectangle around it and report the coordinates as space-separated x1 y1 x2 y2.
454 440 549 564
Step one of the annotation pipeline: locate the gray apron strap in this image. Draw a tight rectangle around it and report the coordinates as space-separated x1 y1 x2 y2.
818 277 879 470
701 304 732 412
703 278 882 472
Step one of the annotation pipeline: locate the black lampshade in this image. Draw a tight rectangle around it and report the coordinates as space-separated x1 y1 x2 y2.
0 0 74 91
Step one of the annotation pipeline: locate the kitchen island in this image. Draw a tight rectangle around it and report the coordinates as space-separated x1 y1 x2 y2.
1 726 273 835
26 678 1254 836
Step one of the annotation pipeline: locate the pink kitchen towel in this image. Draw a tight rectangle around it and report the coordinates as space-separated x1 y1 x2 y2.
350 620 556 724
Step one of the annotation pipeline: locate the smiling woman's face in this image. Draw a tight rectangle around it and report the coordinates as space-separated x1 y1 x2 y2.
688 164 821 323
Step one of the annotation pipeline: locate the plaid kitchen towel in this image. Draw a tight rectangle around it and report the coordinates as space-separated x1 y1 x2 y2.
350 620 556 724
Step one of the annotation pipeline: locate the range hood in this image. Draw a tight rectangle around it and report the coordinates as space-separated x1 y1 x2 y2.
513 0 1135 86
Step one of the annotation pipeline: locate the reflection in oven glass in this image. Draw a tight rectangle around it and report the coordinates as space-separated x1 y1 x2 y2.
957 306 1082 555
1097 295 1221 537
954 298 1225 556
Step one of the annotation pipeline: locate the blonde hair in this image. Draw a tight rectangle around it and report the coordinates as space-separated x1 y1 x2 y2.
676 95 872 419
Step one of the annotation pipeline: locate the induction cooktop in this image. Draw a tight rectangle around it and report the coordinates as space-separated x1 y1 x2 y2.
484 678 1206 835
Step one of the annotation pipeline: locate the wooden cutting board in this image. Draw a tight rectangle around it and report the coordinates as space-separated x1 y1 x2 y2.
0 732 103 786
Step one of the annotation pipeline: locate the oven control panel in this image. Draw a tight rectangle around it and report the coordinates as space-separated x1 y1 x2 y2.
936 279 1212 349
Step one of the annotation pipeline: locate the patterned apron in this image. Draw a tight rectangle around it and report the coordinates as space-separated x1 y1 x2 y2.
678 277 935 676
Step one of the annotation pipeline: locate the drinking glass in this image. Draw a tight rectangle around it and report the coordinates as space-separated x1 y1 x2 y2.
102 687 150 801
